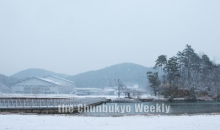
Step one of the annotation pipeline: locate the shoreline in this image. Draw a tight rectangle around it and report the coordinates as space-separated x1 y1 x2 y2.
109 98 218 103
1 112 220 117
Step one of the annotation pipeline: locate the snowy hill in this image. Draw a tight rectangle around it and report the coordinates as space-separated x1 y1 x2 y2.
67 63 153 88
10 68 69 79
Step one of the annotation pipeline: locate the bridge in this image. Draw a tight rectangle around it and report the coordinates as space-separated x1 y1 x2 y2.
0 97 107 114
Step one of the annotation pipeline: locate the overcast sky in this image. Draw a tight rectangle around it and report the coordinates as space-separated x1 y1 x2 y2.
0 0 220 76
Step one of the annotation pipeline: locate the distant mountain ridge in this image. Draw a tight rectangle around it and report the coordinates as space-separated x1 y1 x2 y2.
0 74 18 86
67 63 152 88
10 68 69 79
0 74 18 93
8 63 152 89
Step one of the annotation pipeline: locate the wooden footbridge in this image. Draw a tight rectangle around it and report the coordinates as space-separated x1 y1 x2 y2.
0 97 107 114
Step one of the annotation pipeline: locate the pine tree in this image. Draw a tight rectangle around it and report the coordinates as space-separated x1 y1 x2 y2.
146 72 161 96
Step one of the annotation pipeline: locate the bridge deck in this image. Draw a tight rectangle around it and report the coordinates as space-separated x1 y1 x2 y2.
0 97 106 113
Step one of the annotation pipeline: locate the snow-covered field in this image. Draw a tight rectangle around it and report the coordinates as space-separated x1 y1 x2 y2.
0 114 219 130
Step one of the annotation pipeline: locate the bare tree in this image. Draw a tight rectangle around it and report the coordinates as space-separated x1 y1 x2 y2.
115 78 126 97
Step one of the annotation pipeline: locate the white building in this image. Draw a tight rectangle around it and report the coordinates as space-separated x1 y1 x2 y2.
11 76 75 94
74 88 102 95
43 75 75 94
43 75 75 87
74 87 115 95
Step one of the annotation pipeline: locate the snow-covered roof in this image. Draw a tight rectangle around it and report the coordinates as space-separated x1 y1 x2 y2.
38 78 62 85
11 77 61 86
43 75 74 83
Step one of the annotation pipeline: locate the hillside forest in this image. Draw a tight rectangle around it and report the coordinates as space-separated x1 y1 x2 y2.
147 45 220 101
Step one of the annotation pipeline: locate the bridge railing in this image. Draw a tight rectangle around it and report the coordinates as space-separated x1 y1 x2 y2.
0 97 106 109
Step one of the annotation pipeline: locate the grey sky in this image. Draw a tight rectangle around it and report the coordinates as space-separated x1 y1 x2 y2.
0 0 220 76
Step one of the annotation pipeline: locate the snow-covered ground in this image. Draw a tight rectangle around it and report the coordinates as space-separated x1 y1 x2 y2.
0 114 219 130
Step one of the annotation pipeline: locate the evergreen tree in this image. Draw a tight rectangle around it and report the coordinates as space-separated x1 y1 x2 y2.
154 55 167 83
146 72 161 96
163 56 180 86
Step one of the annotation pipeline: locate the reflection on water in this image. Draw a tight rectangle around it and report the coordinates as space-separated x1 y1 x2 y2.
82 101 220 116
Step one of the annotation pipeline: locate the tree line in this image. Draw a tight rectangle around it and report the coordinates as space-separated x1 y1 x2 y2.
147 45 220 101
